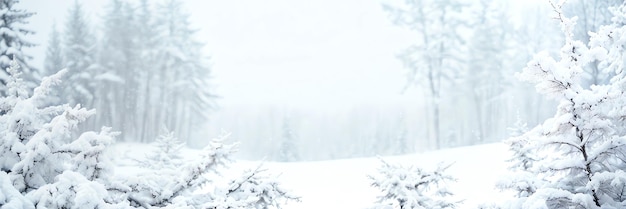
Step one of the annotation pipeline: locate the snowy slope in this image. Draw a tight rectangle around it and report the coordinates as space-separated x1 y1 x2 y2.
111 142 513 208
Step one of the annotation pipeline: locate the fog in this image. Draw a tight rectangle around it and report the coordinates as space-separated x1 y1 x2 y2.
20 0 571 161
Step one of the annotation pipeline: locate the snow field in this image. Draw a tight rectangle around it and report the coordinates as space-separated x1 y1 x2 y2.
111 142 513 208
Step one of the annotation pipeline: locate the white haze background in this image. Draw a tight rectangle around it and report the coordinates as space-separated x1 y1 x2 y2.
22 0 550 160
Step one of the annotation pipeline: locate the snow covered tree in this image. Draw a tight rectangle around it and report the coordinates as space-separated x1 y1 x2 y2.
0 57 56 173
62 1 98 109
369 158 459 209
277 115 299 162
43 23 63 77
0 58 116 208
503 1 626 208
135 128 185 170
88 0 215 143
563 0 623 86
497 115 544 203
464 0 513 143
500 112 538 183
383 0 468 149
41 23 64 106
135 0 160 143
153 0 216 144
97 0 141 140
507 113 529 138
0 0 36 96
393 115 409 155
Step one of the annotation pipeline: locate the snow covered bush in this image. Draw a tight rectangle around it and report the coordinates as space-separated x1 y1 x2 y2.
127 131 299 208
369 158 459 209
502 1 626 208
0 59 297 208
199 165 300 209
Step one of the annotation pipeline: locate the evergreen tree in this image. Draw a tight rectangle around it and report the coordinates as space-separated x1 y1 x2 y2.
97 0 140 140
135 0 160 143
394 114 409 155
0 0 36 95
154 0 215 144
563 0 624 86
278 115 299 162
87 0 216 143
136 128 185 170
42 23 64 106
504 2 626 208
62 1 98 108
465 0 512 143
43 23 63 77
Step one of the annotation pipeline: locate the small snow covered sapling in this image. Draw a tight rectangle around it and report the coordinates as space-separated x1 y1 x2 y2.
134 128 186 170
496 114 544 199
369 158 459 209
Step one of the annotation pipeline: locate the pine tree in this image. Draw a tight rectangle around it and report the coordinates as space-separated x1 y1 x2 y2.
497 114 543 203
136 128 185 170
62 1 98 108
278 116 299 162
41 23 64 106
504 2 626 208
563 0 623 86
0 0 36 95
465 0 512 143
0 58 115 208
154 0 215 144
97 0 141 141
135 0 160 143
43 23 63 77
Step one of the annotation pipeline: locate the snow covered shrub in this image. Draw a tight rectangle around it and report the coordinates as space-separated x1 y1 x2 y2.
502 1 626 208
200 165 301 209
369 158 459 209
127 131 299 208
0 60 297 208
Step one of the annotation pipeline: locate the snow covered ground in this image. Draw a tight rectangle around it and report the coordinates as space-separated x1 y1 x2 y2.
111 142 514 208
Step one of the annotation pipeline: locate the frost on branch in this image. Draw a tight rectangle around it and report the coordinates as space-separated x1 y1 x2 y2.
369 158 459 209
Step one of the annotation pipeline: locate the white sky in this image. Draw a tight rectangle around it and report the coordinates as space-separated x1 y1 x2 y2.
22 0 544 111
